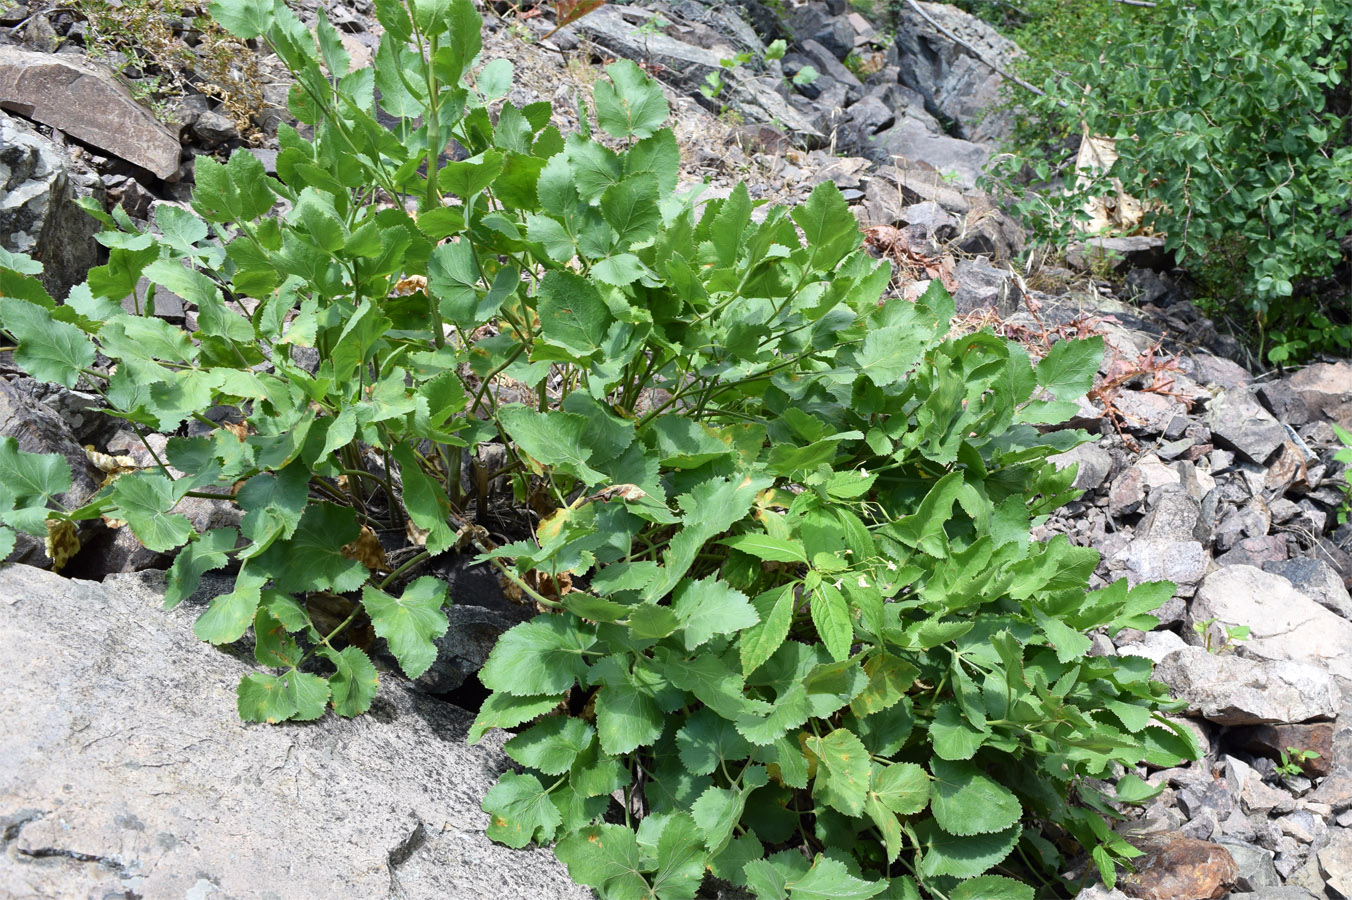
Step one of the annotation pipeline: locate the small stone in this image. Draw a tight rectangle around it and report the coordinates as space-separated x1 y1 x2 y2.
1213 534 1289 568
1119 833 1237 900
1317 826 1352 898
1052 443 1114 492
191 109 239 148
1216 839 1279 892
1207 388 1289 465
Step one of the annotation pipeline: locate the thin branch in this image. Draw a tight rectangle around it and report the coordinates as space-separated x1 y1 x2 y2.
901 0 1069 107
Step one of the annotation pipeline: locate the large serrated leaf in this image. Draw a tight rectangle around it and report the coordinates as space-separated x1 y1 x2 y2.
361 577 448 679
594 60 668 140
916 819 1021 879
319 645 379 717
555 824 650 899
482 771 563 849
479 614 594 696
504 717 594 776
0 297 96 388
468 693 565 743
929 757 1022 836
805 728 870 817
672 576 759 650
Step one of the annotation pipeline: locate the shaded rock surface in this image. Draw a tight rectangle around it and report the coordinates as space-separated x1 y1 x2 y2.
0 564 590 900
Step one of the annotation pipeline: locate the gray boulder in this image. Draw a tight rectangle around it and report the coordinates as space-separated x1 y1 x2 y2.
0 564 591 899
1152 646 1340 726
1190 565 1352 681
0 112 103 299
0 46 182 179
1206 388 1289 465
893 0 1019 143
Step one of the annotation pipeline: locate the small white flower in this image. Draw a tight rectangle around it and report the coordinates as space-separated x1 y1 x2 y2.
886 561 898 572
833 579 843 589
843 549 853 556
858 575 869 588
859 468 869 477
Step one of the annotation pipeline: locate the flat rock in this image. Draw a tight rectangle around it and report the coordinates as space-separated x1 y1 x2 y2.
1108 539 1207 598
1206 388 1288 465
1263 557 1352 619
1052 443 1114 491
1289 361 1352 430
0 46 182 179
0 564 591 900
1152 647 1340 726
1191 565 1352 681
1119 833 1237 900
1318 827 1352 900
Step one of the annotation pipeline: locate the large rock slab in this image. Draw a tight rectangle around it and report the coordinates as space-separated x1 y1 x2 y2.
1191 565 1352 681
0 112 102 299
1152 647 1341 726
0 564 591 900
1205 388 1288 465
0 45 181 178
893 0 1019 143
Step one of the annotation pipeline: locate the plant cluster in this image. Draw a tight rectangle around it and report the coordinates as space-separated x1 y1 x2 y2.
981 0 1351 364
75 0 265 136
0 1 1196 897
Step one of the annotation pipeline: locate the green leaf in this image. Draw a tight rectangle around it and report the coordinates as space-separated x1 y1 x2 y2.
237 672 298 723
0 298 96 388
427 239 482 324
745 852 886 900
208 0 274 39
660 651 770 720
678 708 753 775
0 436 72 535
929 757 1021 836
1114 772 1166 803
468 693 565 743
929 703 987 761
1035 607 1093 664
438 149 505 198
601 176 662 247
916 820 1021 879
254 502 367 594
589 655 669 755
720 533 807 563
672 576 759 650
594 60 669 140
810 581 853 663
791 181 862 272
392 444 456 554
504 717 594 775
106 471 194 553
850 653 917 717
870 762 930 816
805 728 870 816
498 406 608 486
319 645 380 717
537 270 614 361
1036 336 1104 400
650 812 707 900
479 614 594 696
853 325 925 387
482 771 563 849
950 875 1035 900
361 577 449 679
646 473 769 601
194 570 266 644
740 584 796 677
555 825 650 900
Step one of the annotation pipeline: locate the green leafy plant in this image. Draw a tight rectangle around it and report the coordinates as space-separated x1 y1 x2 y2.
0 1 1198 896
1331 424 1352 525
984 0 1351 361
792 64 821 88
1191 617 1250 654
1275 746 1321 779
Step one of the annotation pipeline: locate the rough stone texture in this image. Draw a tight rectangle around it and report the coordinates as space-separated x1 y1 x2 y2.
1067 236 1172 274
1152 647 1341 726
0 46 182 178
1191 565 1352 681
1107 539 1208 597
1230 723 1336 778
866 116 989 188
1318 827 1352 899
893 0 1018 143
1206 388 1289 465
1289 362 1352 431
1263 557 1352 619
0 564 592 900
1119 833 1237 900
1137 487 1208 544
414 605 520 694
0 112 102 299
1217 839 1280 891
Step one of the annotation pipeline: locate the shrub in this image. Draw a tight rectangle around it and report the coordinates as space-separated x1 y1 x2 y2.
983 0 1352 362
0 1 1196 895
